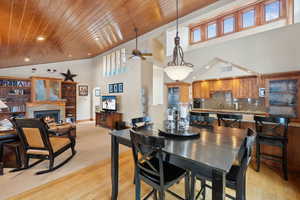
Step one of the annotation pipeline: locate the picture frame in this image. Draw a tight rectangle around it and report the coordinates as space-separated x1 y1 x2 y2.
95 88 101 97
117 83 123 93
108 83 124 93
109 84 114 93
114 84 118 93
78 85 88 96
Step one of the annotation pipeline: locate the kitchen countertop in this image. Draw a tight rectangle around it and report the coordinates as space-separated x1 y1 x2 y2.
191 108 267 115
191 109 300 127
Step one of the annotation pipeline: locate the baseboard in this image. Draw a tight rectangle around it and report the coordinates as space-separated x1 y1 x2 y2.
76 118 94 123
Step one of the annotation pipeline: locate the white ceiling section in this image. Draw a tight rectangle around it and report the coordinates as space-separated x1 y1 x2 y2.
295 0 300 23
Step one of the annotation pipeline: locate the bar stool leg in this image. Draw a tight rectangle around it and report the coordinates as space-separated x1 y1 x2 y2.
282 144 288 181
158 190 165 200
256 142 260 172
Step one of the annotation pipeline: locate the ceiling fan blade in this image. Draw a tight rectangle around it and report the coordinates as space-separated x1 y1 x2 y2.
141 53 152 56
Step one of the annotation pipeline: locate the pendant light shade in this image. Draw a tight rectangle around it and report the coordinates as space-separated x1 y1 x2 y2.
164 65 193 81
164 0 193 81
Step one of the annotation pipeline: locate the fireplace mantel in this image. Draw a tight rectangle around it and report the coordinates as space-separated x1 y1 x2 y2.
26 101 66 120
26 101 66 107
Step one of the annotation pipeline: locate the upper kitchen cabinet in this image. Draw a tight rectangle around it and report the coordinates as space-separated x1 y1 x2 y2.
232 77 259 99
193 76 259 99
193 81 210 99
210 79 232 91
166 82 191 104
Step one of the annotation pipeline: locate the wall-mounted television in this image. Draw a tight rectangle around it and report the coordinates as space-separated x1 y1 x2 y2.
102 95 117 111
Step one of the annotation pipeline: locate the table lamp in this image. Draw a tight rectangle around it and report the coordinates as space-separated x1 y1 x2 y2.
0 100 8 111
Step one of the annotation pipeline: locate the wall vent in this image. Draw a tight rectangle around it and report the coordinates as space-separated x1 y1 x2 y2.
220 65 232 72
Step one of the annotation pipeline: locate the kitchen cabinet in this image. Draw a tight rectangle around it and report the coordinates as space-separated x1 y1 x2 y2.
166 82 191 103
211 79 232 91
193 81 210 99
232 77 258 99
193 76 259 99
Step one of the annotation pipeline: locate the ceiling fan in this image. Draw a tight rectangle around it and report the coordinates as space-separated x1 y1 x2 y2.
130 28 152 60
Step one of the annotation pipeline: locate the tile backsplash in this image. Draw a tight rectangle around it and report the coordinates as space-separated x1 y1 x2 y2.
194 91 266 112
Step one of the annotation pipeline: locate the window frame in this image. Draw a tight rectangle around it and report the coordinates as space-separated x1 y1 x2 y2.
221 14 236 35
206 21 218 40
240 6 257 30
262 0 286 24
190 27 202 43
189 0 291 45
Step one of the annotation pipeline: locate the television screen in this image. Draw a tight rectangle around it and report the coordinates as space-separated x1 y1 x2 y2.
102 96 117 111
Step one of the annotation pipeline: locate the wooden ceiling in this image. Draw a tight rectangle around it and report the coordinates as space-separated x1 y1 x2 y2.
0 0 217 68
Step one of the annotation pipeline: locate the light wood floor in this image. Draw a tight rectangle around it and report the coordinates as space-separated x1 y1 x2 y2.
8 151 300 200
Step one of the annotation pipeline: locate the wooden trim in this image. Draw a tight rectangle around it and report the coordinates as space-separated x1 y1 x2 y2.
30 76 63 81
62 81 78 84
193 71 300 84
261 71 300 78
76 119 93 123
0 76 31 81
193 75 258 83
165 82 191 87
26 101 66 107
286 0 294 24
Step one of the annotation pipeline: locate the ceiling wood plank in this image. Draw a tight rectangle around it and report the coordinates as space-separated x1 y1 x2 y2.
0 0 217 68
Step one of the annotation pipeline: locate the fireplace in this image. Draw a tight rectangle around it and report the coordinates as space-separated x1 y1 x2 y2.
34 110 60 123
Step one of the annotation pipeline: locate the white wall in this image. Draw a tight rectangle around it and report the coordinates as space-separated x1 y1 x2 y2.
296 0 300 23
141 62 168 125
0 59 94 120
92 57 143 123
183 23 300 82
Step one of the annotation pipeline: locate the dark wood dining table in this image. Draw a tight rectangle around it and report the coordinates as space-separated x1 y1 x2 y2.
110 125 248 200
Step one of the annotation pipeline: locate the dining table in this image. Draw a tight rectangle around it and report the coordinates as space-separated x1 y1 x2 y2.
110 124 248 200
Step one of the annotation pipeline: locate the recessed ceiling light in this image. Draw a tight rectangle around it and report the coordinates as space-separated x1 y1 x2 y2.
88 53 92 56
205 65 210 69
24 57 30 62
68 54 72 57
95 37 100 41
36 36 45 41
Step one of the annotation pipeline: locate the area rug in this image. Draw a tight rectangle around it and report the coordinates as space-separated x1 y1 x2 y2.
0 121 130 199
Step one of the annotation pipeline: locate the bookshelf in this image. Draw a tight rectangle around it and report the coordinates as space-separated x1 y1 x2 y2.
0 77 31 120
61 81 77 122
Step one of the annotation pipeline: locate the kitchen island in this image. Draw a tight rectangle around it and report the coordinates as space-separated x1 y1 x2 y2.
190 109 300 172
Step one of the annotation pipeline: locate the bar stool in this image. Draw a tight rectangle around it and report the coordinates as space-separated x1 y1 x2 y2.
190 112 214 128
217 113 242 128
191 128 256 200
254 115 289 180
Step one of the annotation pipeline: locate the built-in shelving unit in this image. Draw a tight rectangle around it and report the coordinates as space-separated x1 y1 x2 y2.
61 81 77 122
0 77 31 120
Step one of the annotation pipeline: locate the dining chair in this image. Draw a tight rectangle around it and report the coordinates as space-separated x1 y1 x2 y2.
254 115 289 180
130 129 188 200
191 128 256 200
131 116 151 128
190 112 214 128
11 118 76 175
217 113 242 128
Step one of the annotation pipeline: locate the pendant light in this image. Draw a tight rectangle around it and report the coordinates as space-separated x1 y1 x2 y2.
164 0 193 81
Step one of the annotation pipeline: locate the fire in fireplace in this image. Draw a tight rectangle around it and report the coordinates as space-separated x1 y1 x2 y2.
34 110 60 123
